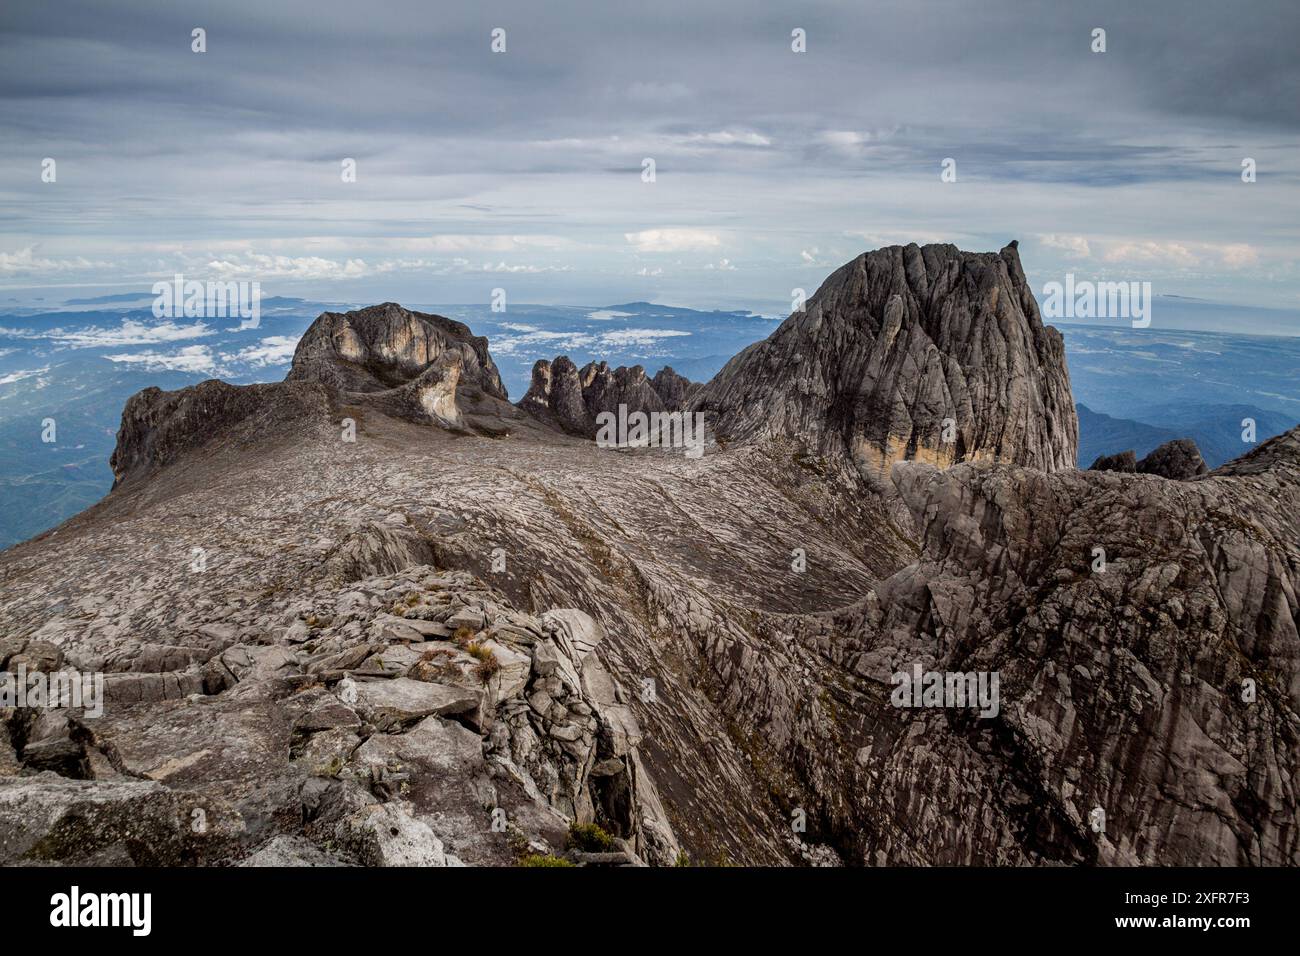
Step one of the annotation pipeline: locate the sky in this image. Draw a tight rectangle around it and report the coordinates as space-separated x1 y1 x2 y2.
1 0 1298 321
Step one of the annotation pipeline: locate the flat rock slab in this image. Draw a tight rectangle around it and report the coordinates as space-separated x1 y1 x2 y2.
350 677 480 727
402 619 455 639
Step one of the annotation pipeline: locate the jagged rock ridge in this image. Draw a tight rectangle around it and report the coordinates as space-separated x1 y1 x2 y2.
518 358 699 437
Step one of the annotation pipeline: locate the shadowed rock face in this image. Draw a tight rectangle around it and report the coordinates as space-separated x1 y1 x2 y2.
692 242 1077 479
1088 449 1139 473
1090 438 1210 480
1136 438 1209 478
110 379 335 489
4 243 1298 868
517 358 697 437
649 367 701 409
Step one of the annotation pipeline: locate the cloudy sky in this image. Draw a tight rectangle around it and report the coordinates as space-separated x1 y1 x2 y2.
1 0 1297 317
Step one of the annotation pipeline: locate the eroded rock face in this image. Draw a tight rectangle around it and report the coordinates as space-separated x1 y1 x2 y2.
650 367 701 409
288 302 506 401
692 242 1077 480
738 432 1300 865
518 357 695 437
284 302 521 431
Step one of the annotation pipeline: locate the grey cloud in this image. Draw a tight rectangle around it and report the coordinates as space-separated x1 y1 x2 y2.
0 0 1296 310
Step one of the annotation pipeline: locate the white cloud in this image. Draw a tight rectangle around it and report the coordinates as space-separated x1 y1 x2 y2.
818 130 869 148
625 229 721 253
1219 244 1260 268
480 261 555 274
1099 240 1259 270
679 130 771 147
1033 235 1261 271
0 245 114 276
1038 234 1093 257
0 319 215 348
598 328 691 347
799 247 836 267
1101 240 1198 267
103 345 223 374
0 366 50 385
533 129 769 154
380 235 573 253
490 329 596 356
224 335 298 368
587 310 632 320
488 326 691 355
205 254 370 281
815 128 900 151
706 258 736 271
194 251 571 281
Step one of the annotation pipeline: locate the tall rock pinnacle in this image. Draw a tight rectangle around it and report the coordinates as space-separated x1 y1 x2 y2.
692 242 1078 477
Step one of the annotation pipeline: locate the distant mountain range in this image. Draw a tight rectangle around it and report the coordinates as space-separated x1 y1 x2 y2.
1076 402 1296 468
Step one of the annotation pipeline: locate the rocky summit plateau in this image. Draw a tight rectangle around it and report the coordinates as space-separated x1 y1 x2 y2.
1 242 1296 867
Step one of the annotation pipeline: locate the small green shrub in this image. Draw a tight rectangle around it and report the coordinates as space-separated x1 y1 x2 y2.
519 853 574 868
567 822 614 852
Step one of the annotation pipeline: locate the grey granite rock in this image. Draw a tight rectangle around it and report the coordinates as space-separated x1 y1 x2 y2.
287 301 506 401
3 244 1294 869
691 242 1078 479
517 356 696 437
1136 438 1210 478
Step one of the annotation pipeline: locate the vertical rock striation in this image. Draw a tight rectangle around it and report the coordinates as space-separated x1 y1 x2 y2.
692 242 1078 478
